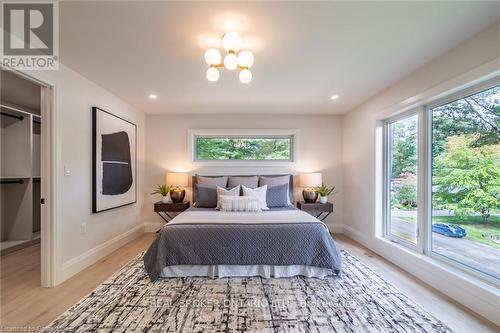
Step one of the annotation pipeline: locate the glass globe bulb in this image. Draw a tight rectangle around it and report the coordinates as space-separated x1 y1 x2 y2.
206 67 219 82
204 48 221 66
224 53 238 70
239 69 252 84
222 32 242 52
238 51 254 68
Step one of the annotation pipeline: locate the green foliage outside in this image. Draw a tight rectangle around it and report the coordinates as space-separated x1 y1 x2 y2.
391 120 417 178
433 135 500 225
196 137 291 160
392 183 417 209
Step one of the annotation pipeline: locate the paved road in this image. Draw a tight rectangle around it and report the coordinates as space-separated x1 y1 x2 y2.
391 218 500 279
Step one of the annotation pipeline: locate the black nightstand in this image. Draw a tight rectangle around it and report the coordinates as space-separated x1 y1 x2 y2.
297 201 333 221
154 201 190 224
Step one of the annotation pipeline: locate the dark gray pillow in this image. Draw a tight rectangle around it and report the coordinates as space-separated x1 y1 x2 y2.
228 176 259 189
266 183 290 208
259 175 292 204
197 176 228 187
195 185 218 208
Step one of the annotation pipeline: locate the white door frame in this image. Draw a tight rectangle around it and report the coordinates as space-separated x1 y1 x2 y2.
1 66 59 287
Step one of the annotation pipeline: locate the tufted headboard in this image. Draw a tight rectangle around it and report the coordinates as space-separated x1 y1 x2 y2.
192 174 294 205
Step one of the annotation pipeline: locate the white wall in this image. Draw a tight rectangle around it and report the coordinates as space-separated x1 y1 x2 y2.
25 64 145 284
342 21 500 324
143 114 343 230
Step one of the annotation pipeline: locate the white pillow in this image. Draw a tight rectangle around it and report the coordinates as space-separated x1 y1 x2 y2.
216 186 240 209
242 185 269 210
219 195 262 212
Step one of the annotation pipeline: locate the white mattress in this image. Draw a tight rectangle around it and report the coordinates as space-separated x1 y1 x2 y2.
161 209 333 279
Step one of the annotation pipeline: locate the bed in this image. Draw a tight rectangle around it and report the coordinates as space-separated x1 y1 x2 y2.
143 175 342 281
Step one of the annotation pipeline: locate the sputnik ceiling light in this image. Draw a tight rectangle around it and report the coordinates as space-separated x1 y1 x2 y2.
204 32 254 84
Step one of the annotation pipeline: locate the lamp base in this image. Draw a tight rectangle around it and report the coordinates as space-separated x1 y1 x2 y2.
302 190 318 203
170 189 185 203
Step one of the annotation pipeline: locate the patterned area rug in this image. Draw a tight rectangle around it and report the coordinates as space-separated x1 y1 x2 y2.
45 251 452 332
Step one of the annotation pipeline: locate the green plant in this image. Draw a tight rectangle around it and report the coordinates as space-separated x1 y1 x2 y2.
151 184 172 197
314 184 336 197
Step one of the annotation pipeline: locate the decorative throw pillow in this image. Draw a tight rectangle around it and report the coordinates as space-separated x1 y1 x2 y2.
197 176 228 187
266 183 291 208
242 185 269 210
216 185 240 209
228 176 259 189
219 195 261 212
195 185 218 208
259 175 292 205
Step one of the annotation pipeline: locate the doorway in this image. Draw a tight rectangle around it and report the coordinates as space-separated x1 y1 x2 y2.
0 68 55 287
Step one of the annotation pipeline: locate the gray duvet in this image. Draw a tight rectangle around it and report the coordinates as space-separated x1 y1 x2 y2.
143 207 342 281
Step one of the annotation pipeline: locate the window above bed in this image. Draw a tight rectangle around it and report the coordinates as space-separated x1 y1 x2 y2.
188 129 298 165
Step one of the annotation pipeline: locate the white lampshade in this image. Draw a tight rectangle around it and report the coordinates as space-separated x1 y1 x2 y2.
222 32 242 52
224 53 238 70
206 67 220 82
300 173 322 187
239 69 252 84
238 51 254 68
204 48 222 66
166 173 189 187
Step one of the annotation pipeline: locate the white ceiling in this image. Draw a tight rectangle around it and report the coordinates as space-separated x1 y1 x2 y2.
60 2 500 115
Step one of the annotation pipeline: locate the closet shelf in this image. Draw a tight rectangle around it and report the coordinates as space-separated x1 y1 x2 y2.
1 104 40 117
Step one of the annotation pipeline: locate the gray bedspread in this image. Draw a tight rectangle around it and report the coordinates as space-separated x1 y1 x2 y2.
144 208 342 281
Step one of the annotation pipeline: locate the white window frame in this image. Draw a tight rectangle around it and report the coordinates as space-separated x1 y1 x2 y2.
383 108 424 253
188 129 299 166
424 78 500 286
383 77 500 286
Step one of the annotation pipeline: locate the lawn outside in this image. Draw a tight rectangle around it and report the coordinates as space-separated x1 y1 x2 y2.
392 210 500 249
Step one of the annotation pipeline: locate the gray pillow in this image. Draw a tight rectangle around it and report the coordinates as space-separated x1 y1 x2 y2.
197 176 228 187
228 176 259 189
266 183 291 208
195 185 218 208
259 175 292 204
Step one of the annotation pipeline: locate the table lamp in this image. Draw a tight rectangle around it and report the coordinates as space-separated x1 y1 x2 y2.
299 173 322 203
166 172 188 203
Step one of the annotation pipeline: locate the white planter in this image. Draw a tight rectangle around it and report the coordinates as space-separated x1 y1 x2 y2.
319 196 327 204
162 195 170 203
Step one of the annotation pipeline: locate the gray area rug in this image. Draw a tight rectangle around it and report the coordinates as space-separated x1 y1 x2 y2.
45 250 452 332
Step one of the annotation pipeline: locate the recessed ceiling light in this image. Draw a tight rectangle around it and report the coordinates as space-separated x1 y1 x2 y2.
149 94 157 99
330 95 339 100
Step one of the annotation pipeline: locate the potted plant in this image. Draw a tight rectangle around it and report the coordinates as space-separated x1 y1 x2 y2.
151 184 172 203
314 184 336 204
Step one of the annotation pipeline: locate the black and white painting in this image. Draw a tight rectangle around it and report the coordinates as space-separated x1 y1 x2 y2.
92 107 136 213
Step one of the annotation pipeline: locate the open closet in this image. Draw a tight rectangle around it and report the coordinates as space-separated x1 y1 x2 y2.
1 70 42 254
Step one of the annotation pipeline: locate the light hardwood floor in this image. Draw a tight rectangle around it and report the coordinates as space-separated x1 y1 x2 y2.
0 233 498 332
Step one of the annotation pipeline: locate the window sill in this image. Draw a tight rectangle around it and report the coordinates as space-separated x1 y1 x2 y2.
343 227 499 325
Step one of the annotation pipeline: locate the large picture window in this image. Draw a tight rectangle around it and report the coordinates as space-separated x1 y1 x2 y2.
383 81 499 282
431 85 500 280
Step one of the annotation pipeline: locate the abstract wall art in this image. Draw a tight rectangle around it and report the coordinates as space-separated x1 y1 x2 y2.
92 107 137 213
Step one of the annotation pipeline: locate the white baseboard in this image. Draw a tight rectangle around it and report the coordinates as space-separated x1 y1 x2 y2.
329 224 344 234
342 225 500 326
59 224 144 282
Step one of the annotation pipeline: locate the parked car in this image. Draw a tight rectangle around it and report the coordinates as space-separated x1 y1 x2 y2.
432 223 467 238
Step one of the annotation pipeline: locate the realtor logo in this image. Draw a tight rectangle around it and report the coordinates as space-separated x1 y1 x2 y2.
1 1 59 69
